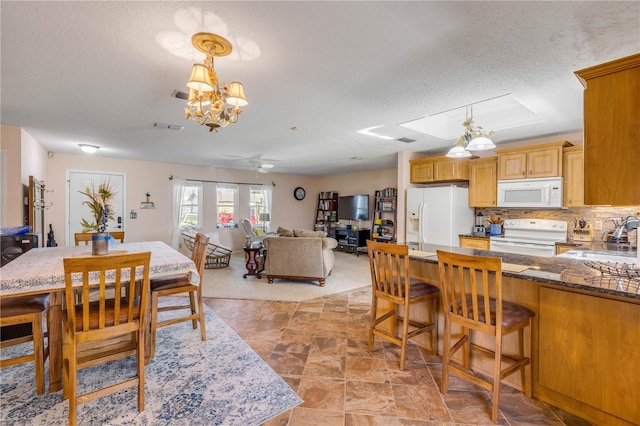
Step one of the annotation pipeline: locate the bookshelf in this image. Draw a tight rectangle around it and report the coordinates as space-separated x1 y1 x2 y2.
371 187 397 243
315 191 338 231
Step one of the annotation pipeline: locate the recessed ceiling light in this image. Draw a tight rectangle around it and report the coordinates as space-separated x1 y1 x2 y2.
79 144 100 154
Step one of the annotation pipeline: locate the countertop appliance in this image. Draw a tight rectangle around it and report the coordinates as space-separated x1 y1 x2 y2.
489 219 567 257
406 186 474 247
1 234 39 266
497 177 563 208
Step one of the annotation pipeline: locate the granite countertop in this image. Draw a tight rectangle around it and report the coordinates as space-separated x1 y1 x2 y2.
407 242 639 300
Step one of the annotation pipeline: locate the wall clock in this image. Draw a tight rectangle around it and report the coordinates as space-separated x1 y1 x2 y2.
293 187 306 201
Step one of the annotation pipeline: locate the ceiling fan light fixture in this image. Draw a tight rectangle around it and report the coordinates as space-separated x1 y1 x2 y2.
184 33 248 133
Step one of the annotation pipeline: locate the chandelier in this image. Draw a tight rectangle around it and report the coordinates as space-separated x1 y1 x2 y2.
185 33 248 132
446 105 495 158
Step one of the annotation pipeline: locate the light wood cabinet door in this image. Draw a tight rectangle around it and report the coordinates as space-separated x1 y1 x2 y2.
433 159 458 181
538 287 640 425
410 160 434 183
575 53 640 205
527 147 561 178
563 146 584 207
498 152 527 180
469 159 497 207
459 236 490 250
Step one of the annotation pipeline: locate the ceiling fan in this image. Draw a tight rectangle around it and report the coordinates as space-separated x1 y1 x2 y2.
225 154 278 173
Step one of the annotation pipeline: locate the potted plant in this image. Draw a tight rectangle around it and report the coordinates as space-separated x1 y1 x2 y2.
79 181 116 255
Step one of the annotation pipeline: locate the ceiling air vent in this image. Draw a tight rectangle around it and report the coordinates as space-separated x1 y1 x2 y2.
171 89 188 100
396 137 416 143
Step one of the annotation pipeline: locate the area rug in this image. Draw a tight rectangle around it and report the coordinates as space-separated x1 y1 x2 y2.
201 251 371 302
0 301 302 425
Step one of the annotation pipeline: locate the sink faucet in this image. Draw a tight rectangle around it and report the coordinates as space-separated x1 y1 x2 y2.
611 216 640 238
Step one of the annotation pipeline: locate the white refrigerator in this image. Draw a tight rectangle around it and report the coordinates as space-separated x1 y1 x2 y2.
406 186 474 247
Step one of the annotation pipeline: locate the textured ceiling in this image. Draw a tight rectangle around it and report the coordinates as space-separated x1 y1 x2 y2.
1 1 639 175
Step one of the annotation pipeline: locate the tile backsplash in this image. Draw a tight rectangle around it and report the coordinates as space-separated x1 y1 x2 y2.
477 206 640 244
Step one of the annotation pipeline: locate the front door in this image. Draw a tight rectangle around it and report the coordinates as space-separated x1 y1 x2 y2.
67 171 125 245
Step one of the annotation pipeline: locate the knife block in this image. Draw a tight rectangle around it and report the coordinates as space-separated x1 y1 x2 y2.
573 228 592 242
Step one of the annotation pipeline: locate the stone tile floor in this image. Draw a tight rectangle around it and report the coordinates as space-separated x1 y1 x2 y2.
204 287 594 426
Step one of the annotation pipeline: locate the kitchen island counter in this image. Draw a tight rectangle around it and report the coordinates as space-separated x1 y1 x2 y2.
408 242 638 300
401 242 639 426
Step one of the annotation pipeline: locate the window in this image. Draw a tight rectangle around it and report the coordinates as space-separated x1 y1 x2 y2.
249 185 272 230
216 183 238 228
179 183 202 228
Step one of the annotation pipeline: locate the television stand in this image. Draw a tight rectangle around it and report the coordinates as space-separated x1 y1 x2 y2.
329 228 370 256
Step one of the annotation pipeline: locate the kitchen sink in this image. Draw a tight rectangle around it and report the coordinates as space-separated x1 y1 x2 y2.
557 250 637 266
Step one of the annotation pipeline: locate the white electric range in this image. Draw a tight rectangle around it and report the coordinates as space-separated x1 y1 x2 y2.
489 219 568 257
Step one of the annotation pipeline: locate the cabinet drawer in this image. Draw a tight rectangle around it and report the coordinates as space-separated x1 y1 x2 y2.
459 237 490 250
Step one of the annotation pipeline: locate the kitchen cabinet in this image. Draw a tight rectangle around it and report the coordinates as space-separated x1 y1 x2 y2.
469 158 497 207
538 287 639 425
575 53 640 205
495 141 569 180
410 156 469 183
563 146 584 207
459 235 490 250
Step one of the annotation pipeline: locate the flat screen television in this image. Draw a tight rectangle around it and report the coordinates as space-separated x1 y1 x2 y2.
338 194 370 221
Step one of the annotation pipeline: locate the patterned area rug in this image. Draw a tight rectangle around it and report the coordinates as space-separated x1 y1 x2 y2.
0 301 302 425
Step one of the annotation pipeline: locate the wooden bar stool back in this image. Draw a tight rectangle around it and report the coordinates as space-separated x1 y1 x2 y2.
366 240 439 370
0 295 49 395
149 232 209 358
62 252 151 426
436 250 535 422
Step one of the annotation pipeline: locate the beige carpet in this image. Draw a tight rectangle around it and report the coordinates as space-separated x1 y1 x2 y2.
200 251 371 301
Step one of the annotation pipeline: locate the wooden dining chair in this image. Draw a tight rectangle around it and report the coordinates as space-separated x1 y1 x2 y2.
74 231 125 246
150 232 209 358
62 252 151 426
436 250 535 422
366 240 440 370
0 295 49 395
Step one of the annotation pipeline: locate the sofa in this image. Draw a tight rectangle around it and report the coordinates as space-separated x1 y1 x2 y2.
263 230 338 286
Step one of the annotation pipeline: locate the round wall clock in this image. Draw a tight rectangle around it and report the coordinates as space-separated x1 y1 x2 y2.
293 187 306 201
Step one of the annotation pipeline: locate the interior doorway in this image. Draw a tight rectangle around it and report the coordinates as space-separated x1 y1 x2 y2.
67 171 125 245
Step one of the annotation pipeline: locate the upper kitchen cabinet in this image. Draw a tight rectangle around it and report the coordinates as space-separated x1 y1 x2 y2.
575 53 640 206
495 141 571 180
410 156 470 183
469 158 498 207
563 146 584 207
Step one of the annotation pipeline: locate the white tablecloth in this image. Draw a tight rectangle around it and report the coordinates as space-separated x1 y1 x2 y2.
0 241 198 297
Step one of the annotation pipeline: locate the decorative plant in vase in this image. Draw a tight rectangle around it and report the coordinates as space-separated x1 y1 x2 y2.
79 181 116 254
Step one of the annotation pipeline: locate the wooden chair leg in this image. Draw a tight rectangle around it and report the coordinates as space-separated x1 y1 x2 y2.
32 314 45 395
67 343 78 426
523 321 532 398
137 329 145 411
441 317 451 393
197 292 206 341
399 303 411 370
150 292 159 358
491 335 503 423
462 327 471 368
188 291 197 329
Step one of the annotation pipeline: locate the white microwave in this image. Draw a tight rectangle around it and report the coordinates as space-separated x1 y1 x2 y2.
497 177 563 208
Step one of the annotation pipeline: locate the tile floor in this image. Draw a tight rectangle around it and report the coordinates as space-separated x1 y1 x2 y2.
204 288 594 426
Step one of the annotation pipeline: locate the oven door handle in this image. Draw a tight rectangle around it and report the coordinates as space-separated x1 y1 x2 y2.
492 240 551 248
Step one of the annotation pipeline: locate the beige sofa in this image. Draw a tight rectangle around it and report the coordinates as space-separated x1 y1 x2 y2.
263 232 338 286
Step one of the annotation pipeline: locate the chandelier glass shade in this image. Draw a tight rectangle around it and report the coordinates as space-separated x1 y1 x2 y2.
446 105 495 158
185 33 248 132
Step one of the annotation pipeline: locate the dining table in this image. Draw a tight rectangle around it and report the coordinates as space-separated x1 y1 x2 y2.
0 241 199 393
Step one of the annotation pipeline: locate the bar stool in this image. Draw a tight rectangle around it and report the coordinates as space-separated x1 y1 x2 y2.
436 250 535 422
366 240 439 370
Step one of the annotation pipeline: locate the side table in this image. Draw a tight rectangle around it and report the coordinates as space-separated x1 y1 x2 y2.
243 247 266 279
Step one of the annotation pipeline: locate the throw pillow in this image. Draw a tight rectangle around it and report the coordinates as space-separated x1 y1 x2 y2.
277 226 294 237
293 229 328 238
253 228 265 236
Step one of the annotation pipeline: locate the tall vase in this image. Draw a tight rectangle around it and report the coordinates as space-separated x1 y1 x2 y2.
92 232 109 255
